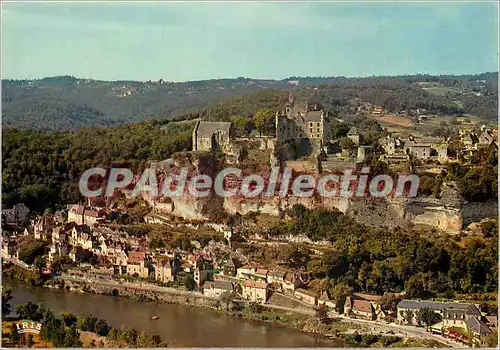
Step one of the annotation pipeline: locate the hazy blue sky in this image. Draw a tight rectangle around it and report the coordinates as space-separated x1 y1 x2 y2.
2 2 498 81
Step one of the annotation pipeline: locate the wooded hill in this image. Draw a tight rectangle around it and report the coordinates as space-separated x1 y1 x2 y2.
2 72 497 131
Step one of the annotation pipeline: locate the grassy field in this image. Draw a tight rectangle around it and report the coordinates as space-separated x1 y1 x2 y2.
423 86 462 96
374 114 413 128
241 305 309 329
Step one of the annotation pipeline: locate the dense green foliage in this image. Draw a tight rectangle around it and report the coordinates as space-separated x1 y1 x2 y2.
106 325 164 347
2 288 13 316
10 301 165 348
2 264 46 286
17 240 49 265
270 205 498 297
2 121 193 210
446 146 498 201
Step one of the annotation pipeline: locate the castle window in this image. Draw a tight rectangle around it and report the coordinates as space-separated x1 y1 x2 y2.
309 128 313 133
317 122 320 126
309 122 313 127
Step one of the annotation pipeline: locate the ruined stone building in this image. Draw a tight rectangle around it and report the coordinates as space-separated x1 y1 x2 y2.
275 94 327 155
192 121 236 152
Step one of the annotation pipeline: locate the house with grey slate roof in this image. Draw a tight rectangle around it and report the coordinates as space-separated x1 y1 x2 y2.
192 121 236 152
397 299 491 345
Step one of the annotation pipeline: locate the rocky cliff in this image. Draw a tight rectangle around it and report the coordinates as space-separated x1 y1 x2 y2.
145 155 497 232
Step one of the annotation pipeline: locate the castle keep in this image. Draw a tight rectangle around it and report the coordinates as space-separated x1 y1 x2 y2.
275 94 327 154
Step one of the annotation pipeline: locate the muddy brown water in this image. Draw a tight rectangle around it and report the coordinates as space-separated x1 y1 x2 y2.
6 281 343 347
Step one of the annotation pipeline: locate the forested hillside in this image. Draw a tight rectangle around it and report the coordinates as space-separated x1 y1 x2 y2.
2 121 194 210
2 73 497 131
271 205 498 297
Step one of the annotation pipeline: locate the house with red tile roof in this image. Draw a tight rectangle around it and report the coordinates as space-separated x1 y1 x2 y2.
67 204 104 226
242 280 269 303
344 296 375 320
126 251 149 279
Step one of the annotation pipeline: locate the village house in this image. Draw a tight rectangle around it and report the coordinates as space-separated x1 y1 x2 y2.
112 250 128 275
347 127 361 146
68 246 85 263
397 299 489 345
237 264 255 279
282 272 304 293
192 121 236 152
193 257 213 288
242 280 269 303
267 270 287 287
154 258 175 283
126 251 149 279
294 288 317 306
353 293 385 318
397 300 481 326
253 268 268 282
477 129 496 149
404 136 448 161
48 241 69 263
67 205 103 226
344 297 376 320
69 225 92 246
222 258 240 277
80 232 98 251
2 239 18 259
317 290 336 311
33 216 54 240
2 204 30 227
381 135 449 161
203 280 234 299
51 226 70 244
466 317 492 346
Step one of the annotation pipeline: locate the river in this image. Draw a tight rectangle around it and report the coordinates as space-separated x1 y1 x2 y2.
6 281 342 347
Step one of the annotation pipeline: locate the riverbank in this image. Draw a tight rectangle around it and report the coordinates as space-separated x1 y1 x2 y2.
5 281 341 347
42 276 451 348
4 272 455 348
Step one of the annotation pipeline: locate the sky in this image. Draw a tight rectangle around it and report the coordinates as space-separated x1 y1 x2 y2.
1 1 499 81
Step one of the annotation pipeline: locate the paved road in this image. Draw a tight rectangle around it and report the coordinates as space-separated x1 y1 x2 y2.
333 315 464 348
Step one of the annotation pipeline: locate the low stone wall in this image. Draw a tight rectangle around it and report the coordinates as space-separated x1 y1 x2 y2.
58 278 221 310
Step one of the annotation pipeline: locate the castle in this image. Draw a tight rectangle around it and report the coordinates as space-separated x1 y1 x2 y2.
275 94 327 155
